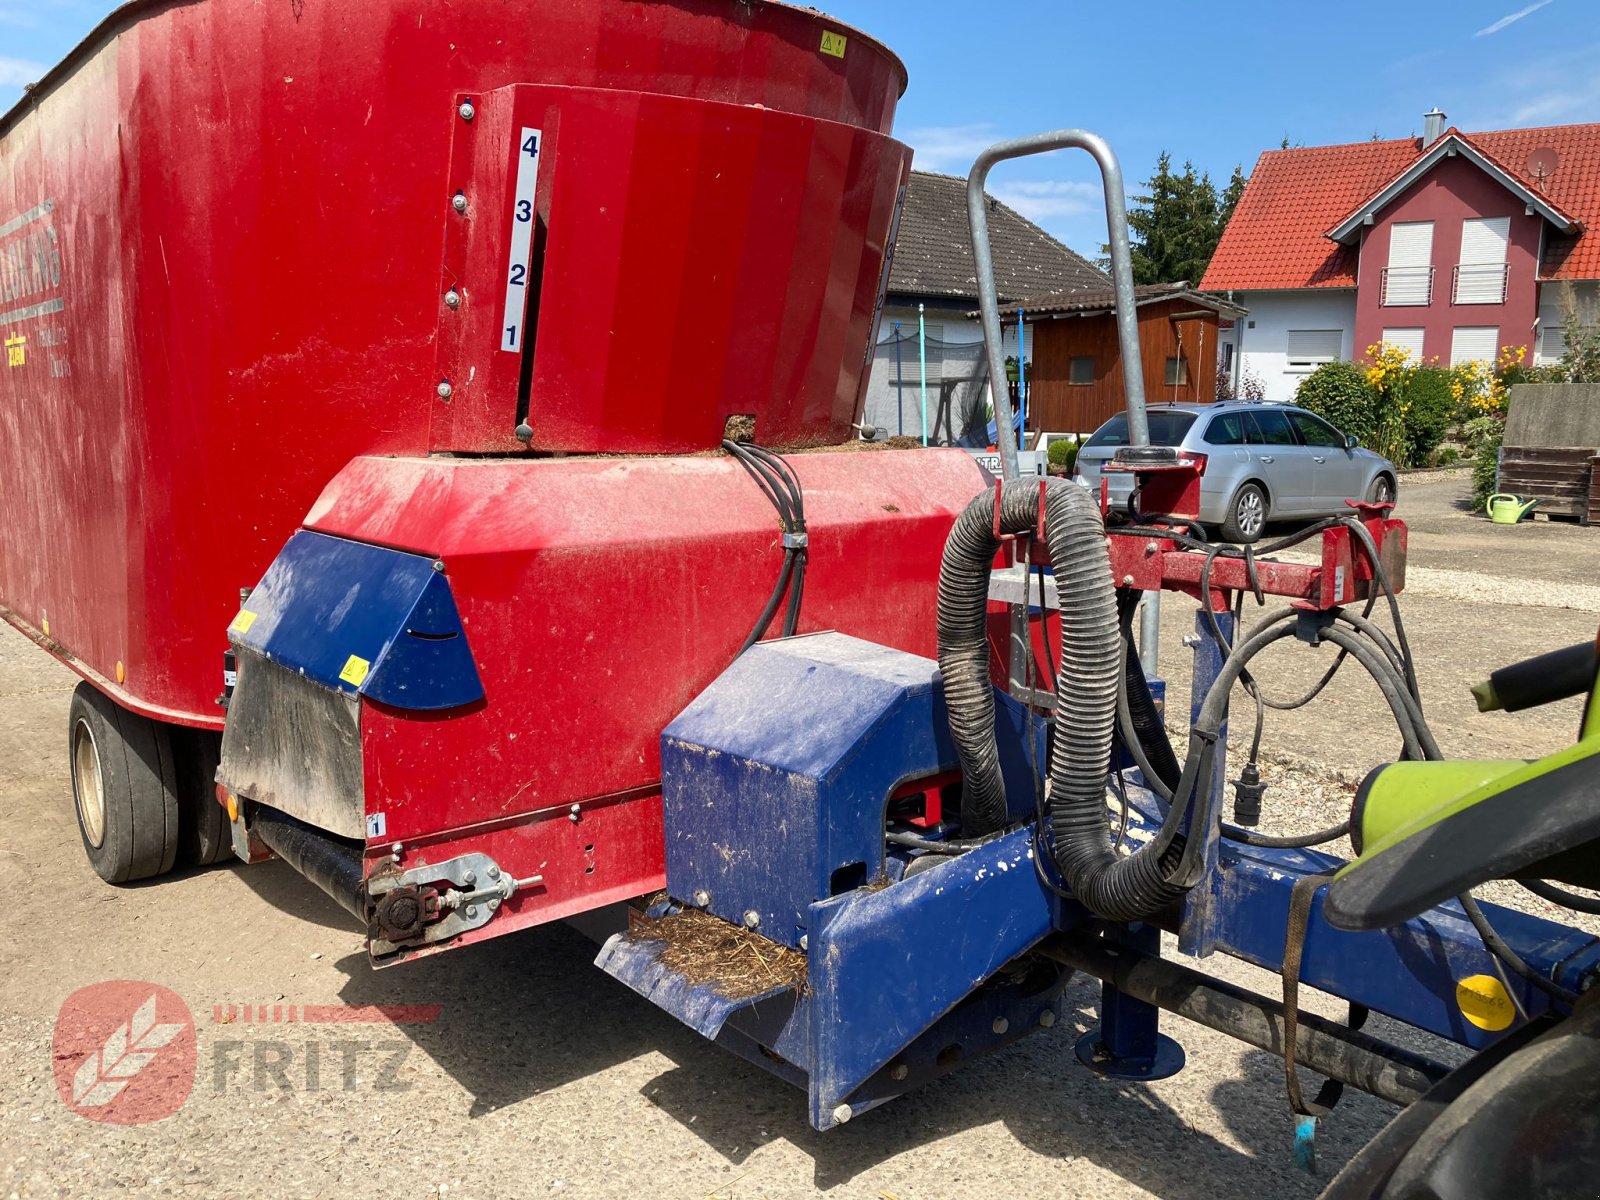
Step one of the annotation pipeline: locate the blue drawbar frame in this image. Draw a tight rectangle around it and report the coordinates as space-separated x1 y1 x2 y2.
598 626 1600 1131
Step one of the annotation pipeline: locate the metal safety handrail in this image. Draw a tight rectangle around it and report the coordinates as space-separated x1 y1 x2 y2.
966 130 1149 481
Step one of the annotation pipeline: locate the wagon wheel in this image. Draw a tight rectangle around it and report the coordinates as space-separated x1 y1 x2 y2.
171 726 232 866
69 682 180 883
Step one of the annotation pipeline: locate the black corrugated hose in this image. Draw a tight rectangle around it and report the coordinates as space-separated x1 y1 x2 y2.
936 478 1213 922
939 487 1593 1001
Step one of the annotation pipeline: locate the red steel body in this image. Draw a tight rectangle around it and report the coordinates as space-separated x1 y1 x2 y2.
304 448 985 954
0 0 910 728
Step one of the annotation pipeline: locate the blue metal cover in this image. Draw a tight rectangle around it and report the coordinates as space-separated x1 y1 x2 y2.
595 826 1068 1131
661 632 1042 949
229 530 483 712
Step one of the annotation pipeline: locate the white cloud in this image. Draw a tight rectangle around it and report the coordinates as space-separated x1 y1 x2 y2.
0 55 47 86
988 179 1102 223
1456 40 1600 128
1475 0 1554 36
900 123 1003 173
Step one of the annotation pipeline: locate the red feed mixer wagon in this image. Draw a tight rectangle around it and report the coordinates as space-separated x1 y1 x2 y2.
13 1 1600 1182
0 0 981 955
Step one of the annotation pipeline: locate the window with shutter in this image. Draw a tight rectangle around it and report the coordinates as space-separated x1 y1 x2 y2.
1456 217 1510 304
1450 326 1499 366
1537 323 1567 366
1381 328 1426 360
1383 221 1434 306
1285 329 1342 370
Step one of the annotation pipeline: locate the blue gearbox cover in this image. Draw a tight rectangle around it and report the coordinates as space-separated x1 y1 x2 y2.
661 632 1043 948
229 530 483 712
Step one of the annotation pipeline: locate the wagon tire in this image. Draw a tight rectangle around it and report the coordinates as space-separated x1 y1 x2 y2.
1220 482 1268 545
69 682 180 883
173 727 231 866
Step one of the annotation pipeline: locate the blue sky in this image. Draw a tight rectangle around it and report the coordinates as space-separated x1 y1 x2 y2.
3 0 1597 257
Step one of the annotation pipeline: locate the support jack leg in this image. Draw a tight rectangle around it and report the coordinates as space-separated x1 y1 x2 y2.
1074 924 1186 1081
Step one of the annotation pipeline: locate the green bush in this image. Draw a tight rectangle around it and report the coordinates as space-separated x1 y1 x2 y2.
1436 446 1460 466
1402 366 1454 466
1047 435 1081 474
1471 418 1505 507
1557 293 1600 383
1462 415 1503 456
1295 361 1378 447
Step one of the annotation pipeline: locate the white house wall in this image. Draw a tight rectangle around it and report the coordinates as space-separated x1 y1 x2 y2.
861 304 1019 442
1225 290 1359 403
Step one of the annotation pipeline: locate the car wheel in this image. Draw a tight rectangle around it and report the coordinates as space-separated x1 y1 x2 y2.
69 682 180 883
1367 474 1397 507
1221 483 1267 544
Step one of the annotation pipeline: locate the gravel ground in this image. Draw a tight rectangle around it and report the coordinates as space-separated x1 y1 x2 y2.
2 469 1597 1199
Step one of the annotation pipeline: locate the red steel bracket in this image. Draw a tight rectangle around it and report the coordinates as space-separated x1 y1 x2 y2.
993 477 1048 544
1106 512 1407 611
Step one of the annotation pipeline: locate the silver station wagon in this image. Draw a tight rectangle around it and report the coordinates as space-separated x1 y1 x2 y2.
1073 402 1398 544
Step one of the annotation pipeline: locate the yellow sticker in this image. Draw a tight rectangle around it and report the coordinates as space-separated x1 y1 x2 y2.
229 610 257 634
820 30 847 58
1456 973 1515 1031
339 654 371 686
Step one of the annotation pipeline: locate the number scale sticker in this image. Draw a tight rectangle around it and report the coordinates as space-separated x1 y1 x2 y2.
501 127 543 353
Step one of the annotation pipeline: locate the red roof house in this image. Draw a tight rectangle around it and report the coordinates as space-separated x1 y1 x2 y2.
1201 111 1600 401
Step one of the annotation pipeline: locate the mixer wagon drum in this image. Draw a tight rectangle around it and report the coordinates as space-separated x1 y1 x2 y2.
0 0 915 887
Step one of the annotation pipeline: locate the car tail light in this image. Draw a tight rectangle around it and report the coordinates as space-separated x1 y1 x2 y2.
1188 452 1208 477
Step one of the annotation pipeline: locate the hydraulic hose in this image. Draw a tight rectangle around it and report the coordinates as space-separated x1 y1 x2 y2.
724 439 807 653
937 478 1196 921
1117 591 1181 798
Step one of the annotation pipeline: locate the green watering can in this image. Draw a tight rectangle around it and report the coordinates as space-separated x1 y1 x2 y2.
1486 493 1539 524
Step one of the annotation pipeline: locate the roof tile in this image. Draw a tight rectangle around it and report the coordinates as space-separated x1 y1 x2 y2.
890 170 1108 302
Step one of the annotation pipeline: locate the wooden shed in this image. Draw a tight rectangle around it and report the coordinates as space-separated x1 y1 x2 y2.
1005 283 1246 434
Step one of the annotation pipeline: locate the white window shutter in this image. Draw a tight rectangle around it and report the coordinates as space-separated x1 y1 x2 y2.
1285 329 1342 367
1538 324 1567 366
1460 217 1510 264
1450 326 1499 366
1389 221 1435 267
1384 222 1434 305
1456 217 1510 303
1380 328 1426 360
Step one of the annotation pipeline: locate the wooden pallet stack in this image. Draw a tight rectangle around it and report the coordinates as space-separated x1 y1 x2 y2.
1498 446 1599 522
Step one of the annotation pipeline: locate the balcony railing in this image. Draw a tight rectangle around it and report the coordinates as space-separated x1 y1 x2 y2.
1381 265 1434 306
1453 262 1510 305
